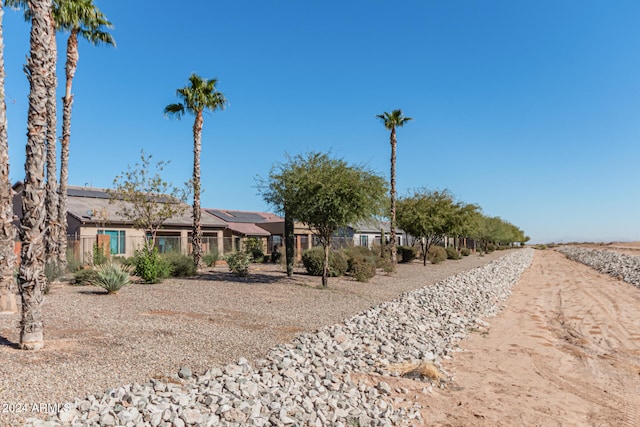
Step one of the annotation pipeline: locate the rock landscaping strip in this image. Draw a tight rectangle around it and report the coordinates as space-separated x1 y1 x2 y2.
26 249 533 427
557 246 640 288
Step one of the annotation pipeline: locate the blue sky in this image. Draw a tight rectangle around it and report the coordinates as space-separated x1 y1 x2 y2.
3 1 640 244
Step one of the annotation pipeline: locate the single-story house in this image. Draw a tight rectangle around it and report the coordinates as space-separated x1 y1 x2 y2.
13 183 228 263
337 218 408 249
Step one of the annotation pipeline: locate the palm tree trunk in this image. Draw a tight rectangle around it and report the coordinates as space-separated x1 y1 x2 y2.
191 111 203 269
44 11 58 263
20 0 53 350
0 3 17 314
57 30 79 270
389 127 398 266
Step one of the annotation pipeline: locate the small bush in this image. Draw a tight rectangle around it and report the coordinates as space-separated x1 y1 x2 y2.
161 252 197 277
45 260 64 284
73 268 98 286
397 246 417 263
270 248 282 263
244 237 265 262
486 243 496 253
445 246 461 260
376 256 395 273
301 247 348 277
427 246 447 264
66 249 82 273
343 247 377 282
133 247 172 284
460 247 471 257
93 262 132 294
202 250 219 267
92 243 108 266
226 251 252 277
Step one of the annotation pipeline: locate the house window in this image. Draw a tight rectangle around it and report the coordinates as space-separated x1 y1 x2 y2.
98 230 126 255
360 235 368 247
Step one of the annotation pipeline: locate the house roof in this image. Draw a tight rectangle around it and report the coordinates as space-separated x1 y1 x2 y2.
64 186 227 228
206 209 282 224
350 218 404 234
226 222 271 237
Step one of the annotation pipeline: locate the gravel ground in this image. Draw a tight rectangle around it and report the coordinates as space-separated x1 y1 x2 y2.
0 250 509 424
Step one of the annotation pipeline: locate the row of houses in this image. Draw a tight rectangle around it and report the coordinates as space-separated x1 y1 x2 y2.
12 184 407 263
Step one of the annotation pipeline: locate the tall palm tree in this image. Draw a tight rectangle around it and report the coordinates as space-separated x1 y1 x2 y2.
377 109 412 266
0 1 17 314
165 74 226 269
20 0 54 350
55 0 114 269
6 0 59 262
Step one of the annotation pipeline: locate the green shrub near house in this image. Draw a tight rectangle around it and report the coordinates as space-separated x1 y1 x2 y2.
397 246 417 263
226 251 252 277
133 247 172 284
301 247 348 277
427 246 447 264
445 246 461 260
460 247 471 256
161 252 197 277
202 249 219 267
343 246 377 282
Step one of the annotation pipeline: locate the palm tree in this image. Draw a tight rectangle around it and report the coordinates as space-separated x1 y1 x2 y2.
165 74 226 269
20 0 54 350
6 0 59 263
56 0 114 269
0 1 17 314
377 109 412 266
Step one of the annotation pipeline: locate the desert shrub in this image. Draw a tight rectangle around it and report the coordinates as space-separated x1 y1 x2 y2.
133 247 172 284
376 256 395 273
445 246 461 260
73 268 98 286
301 247 348 277
343 247 377 282
93 262 132 294
161 252 197 277
427 246 447 264
486 243 496 253
270 248 282 263
226 251 252 277
202 249 219 267
244 237 265 262
460 247 471 257
66 249 82 273
397 246 417 263
92 243 108 266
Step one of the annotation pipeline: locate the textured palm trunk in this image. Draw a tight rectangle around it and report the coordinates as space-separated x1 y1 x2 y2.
389 127 398 266
57 30 79 270
44 12 58 262
0 4 17 314
20 0 52 350
191 111 203 269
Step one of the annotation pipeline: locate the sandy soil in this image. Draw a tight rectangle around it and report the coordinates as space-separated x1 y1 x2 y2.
359 249 640 426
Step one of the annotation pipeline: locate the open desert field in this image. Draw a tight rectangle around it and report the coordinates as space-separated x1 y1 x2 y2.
1 246 640 426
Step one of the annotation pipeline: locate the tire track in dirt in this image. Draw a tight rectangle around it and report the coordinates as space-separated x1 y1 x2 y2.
418 249 640 426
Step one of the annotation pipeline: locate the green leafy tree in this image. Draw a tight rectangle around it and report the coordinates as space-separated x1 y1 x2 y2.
260 152 387 287
18 0 54 350
0 1 17 314
107 151 188 250
165 73 226 269
396 189 457 266
377 109 412 267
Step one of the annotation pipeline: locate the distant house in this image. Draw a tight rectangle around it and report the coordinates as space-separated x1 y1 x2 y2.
205 209 314 257
13 183 228 262
337 219 408 249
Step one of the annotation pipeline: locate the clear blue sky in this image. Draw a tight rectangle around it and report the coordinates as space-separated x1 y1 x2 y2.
3 1 640 244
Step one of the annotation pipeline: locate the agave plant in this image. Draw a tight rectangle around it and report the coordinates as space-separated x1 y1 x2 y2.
93 262 132 295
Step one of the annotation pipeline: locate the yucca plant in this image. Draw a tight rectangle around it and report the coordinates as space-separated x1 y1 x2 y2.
93 262 132 295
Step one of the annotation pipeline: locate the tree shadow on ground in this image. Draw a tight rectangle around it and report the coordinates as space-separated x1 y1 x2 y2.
0 334 19 349
188 270 289 285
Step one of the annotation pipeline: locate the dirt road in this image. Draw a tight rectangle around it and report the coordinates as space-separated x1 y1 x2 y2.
382 249 640 426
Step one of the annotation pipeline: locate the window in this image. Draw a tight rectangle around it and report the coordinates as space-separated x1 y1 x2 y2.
360 235 369 247
97 230 126 255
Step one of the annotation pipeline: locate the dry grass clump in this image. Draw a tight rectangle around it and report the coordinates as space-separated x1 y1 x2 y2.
388 360 446 383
